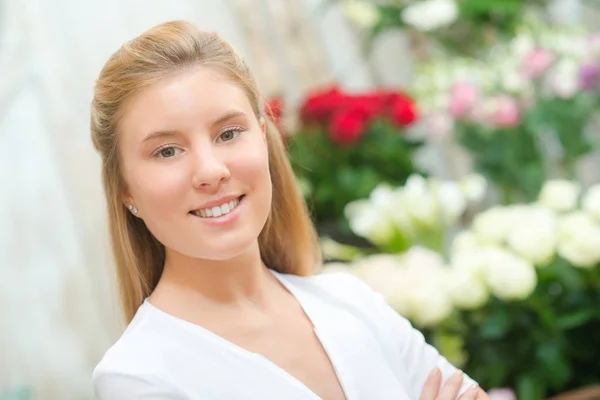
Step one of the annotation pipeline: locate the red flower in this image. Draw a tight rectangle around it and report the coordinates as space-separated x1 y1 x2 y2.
300 86 346 123
264 96 283 120
378 90 418 127
329 105 370 146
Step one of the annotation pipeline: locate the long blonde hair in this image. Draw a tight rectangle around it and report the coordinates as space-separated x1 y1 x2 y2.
91 21 320 323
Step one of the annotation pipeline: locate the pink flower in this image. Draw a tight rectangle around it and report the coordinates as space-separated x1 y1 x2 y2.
476 95 521 128
488 388 516 400
521 48 554 79
425 112 454 141
448 81 479 118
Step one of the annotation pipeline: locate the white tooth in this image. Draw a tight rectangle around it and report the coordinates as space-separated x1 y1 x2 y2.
200 209 206 218
212 206 222 217
221 203 230 214
229 200 235 210
206 208 212 217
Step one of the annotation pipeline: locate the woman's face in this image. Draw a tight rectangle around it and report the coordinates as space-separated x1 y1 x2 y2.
118 67 272 261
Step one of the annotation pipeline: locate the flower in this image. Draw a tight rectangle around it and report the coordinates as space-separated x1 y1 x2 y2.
342 0 381 29
579 64 600 90
472 206 516 244
547 58 580 99
484 249 537 301
520 48 555 79
448 81 478 118
488 388 517 400
505 206 557 266
345 200 397 245
401 0 458 32
448 268 489 310
479 95 521 128
435 180 467 224
389 94 418 127
300 86 345 123
557 211 600 268
538 179 581 212
582 184 600 221
328 106 369 145
451 231 481 258
459 174 487 202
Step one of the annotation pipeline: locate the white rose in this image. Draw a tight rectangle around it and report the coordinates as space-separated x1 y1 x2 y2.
451 230 481 258
538 180 581 212
484 250 537 301
448 269 489 310
436 181 467 224
557 211 600 268
342 0 381 29
401 0 458 32
352 254 405 299
472 206 516 244
506 206 558 266
345 200 396 245
402 175 438 226
459 174 487 202
582 184 600 221
407 274 454 327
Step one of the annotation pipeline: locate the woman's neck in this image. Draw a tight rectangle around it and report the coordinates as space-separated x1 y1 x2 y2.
151 241 274 309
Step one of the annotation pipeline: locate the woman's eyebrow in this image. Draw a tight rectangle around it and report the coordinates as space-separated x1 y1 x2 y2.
141 111 248 143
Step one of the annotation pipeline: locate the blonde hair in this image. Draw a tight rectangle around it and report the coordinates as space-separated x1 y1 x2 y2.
91 21 320 323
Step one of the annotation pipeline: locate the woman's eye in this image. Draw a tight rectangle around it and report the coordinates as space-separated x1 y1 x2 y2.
217 128 242 143
154 146 182 158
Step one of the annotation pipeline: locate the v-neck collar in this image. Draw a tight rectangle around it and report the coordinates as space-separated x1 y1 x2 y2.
142 269 353 400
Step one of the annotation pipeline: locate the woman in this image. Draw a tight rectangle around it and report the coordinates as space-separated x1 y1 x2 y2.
91 20 487 400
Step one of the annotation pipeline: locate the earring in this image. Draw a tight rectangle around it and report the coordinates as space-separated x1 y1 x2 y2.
128 204 138 214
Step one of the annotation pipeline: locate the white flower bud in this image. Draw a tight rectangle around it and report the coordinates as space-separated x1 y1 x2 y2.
484 250 537 301
538 180 581 212
557 211 600 268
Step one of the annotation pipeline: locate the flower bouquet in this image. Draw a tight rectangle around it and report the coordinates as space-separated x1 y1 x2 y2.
286 85 422 237
326 179 600 399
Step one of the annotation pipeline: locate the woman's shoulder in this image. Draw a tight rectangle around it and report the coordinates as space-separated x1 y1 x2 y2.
94 302 171 380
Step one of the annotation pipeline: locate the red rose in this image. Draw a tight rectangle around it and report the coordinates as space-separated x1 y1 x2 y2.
390 96 417 126
300 86 346 123
328 106 370 145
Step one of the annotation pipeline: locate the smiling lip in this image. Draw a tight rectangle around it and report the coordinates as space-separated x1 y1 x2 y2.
190 195 245 226
193 194 243 211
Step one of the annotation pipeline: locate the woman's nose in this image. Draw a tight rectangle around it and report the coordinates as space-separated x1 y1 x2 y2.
191 146 230 189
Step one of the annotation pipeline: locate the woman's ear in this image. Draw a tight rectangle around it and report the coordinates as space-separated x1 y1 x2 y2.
122 185 139 216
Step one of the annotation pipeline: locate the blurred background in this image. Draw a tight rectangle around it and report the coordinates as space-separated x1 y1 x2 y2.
1 0 600 399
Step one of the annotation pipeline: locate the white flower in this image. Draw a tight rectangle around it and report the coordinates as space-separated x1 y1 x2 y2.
557 211 600 268
401 0 458 32
352 254 405 300
342 0 381 29
538 179 581 212
345 200 396 245
484 250 537 301
451 230 481 258
506 206 558 266
401 175 438 226
448 268 489 310
472 206 516 244
547 58 580 99
409 278 454 327
582 184 600 221
433 180 466 224
459 174 487 202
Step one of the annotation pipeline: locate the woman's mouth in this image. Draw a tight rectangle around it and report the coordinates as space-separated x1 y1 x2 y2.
190 195 245 218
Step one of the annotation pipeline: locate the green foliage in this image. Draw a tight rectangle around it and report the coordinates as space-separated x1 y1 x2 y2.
287 119 424 232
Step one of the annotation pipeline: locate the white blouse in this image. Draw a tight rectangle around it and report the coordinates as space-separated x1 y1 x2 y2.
93 270 476 399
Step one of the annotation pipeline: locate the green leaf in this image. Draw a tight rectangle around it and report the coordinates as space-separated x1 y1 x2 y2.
479 311 511 339
556 309 599 329
517 374 545 400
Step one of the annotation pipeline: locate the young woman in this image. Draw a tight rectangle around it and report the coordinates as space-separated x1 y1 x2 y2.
91 20 488 400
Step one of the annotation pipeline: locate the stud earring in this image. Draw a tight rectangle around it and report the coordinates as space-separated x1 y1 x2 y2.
128 204 138 214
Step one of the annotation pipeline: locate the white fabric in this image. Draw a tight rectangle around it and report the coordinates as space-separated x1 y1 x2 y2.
93 270 476 400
